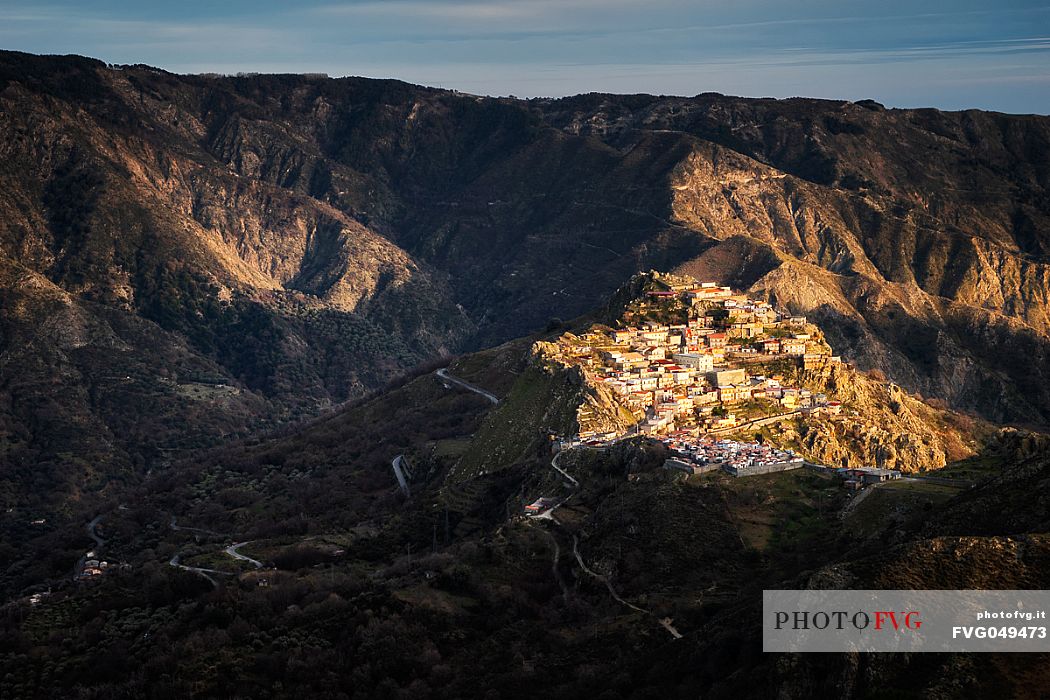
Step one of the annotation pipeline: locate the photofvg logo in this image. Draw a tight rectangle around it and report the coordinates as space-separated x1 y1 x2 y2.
774 609 923 634
763 590 1050 652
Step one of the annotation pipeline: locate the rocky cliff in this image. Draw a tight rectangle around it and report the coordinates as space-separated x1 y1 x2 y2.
792 363 984 472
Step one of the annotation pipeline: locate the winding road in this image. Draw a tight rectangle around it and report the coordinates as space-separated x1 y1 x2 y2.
529 451 580 520
389 367 680 637
549 449 580 488
571 534 683 639
225 542 263 569
571 534 648 615
86 515 105 549
74 515 107 580
531 446 682 640
168 553 232 588
436 368 500 405
167 516 261 586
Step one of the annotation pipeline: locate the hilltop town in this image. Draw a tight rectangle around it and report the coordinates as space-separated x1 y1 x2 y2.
517 272 984 488
548 272 842 440
522 271 982 483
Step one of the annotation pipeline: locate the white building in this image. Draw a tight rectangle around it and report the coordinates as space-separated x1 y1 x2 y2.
673 352 714 372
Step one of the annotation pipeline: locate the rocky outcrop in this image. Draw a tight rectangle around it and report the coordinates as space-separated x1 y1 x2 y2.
788 363 983 472
533 340 636 437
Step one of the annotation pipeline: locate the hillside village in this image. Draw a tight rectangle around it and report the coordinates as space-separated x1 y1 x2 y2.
554 273 843 435
460 271 962 506
546 273 854 477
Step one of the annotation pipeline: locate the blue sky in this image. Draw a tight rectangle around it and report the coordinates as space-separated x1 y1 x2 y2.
2 0 1049 113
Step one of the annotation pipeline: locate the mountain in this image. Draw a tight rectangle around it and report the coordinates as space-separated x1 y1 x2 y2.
1 51 1048 449
1 49 1048 608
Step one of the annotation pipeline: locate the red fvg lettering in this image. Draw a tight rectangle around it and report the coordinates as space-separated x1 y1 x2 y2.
874 611 898 630
906 612 922 630
874 611 922 630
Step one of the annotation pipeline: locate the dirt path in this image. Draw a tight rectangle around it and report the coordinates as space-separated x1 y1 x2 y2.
531 445 681 640
537 526 571 603
169 516 224 536
571 534 682 639
840 482 883 519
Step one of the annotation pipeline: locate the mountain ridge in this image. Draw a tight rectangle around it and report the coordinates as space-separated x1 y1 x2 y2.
1 49 1049 521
